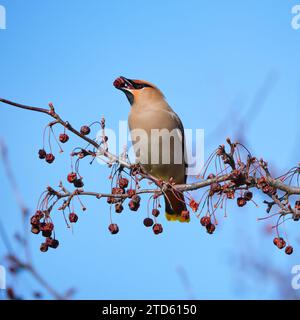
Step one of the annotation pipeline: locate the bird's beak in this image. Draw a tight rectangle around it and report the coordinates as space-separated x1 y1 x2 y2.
113 76 135 92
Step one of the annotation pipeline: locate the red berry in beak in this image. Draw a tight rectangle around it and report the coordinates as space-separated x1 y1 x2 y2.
143 218 154 227
80 125 91 135
38 149 47 159
113 77 125 89
285 245 293 255
59 133 69 143
152 223 163 235
40 243 49 253
45 153 55 164
69 212 78 223
67 172 77 183
108 223 119 234
152 209 160 217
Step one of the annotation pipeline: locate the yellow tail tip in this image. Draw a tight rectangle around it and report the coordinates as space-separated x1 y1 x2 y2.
165 212 190 223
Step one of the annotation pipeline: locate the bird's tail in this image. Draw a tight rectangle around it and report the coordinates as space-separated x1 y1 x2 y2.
164 190 189 223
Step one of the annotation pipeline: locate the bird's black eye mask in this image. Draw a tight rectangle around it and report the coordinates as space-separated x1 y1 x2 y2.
113 76 153 105
131 82 152 90
113 76 153 91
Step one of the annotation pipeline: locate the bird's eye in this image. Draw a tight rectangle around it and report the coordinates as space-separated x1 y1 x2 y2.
133 83 144 90
133 82 152 90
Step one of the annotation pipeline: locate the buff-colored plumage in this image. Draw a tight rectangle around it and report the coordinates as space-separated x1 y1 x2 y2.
114 77 188 222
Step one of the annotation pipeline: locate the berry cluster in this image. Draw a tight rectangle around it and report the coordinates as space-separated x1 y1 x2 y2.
273 237 293 255
200 216 215 234
22 103 298 256
30 210 59 252
106 171 166 235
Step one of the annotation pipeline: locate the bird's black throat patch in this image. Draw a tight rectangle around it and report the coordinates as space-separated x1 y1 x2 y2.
123 90 134 105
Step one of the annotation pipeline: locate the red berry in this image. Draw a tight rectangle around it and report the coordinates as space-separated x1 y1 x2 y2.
153 223 163 235
31 226 40 234
276 237 286 249
107 197 116 204
273 237 279 246
200 216 211 226
113 77 125 89
40 222 54 232
143 218 154 227
206 223 216 234
108 223 119 234
69 213 78 223
152 209 160 217
30 215 40 226
115 203 124 213
40 243 48 253
112 187 125 195
119 177 129 189
67 172 77 183
181 210 190 221
189 199 199 212
129 200 140 211
127 189 136 198
42 230 51 238
46 238 59 249
45 153 55 164
35 210 44 219
38 149 47 159
132 195 141 204
237 197 247 207
226 190 235 199
285 245 293 255
40 222 54 237
244 191 253 201
73 178 84 188
80 125 91 135
59 133 69 143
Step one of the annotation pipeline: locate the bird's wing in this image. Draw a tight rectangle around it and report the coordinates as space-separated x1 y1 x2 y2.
169 110 187 184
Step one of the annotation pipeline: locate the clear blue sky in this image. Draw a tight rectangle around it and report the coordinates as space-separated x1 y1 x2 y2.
0 0 300 299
